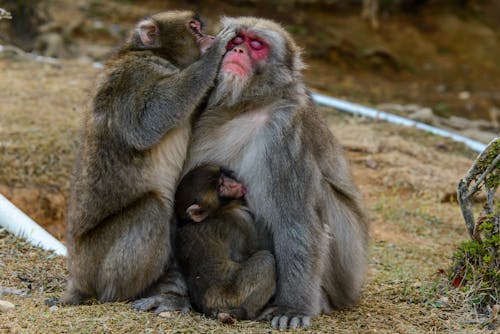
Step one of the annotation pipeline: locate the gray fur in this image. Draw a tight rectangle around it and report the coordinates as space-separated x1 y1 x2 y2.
185 17 369 330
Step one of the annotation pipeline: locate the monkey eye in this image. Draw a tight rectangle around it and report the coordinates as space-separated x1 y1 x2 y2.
249 39 264 50
231 35 245 45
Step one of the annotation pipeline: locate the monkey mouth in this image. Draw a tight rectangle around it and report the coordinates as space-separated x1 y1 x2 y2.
223 61 248 76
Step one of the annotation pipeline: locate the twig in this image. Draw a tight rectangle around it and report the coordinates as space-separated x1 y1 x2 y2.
457 137 500 239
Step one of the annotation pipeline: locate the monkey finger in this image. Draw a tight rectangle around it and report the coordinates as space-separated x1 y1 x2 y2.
217 26 237 45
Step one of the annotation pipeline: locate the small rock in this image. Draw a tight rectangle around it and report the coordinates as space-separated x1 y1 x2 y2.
158 311 173 318
435 142 448 151
365 158 378 169
442 116 469 130
49 305 59 311
0 300 15 312
408 108 436 125
458 91 471 100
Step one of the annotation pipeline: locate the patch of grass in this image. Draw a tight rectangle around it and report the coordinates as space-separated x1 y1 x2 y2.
448 139 499 316
449 216 500 313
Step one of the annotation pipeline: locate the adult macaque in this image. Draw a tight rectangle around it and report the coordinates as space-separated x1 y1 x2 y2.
175 164 276 321
60 11 234 310
185 17 369 330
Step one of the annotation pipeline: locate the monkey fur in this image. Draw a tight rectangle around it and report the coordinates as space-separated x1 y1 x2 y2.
174 164 276 321
185 17 369 329
61 11 234 310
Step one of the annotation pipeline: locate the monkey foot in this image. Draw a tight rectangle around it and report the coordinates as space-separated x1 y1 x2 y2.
258 306 312 330
132 293 191 315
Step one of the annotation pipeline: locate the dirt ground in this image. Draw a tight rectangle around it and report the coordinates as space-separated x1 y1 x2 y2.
0 57 488 333
0 1 499 333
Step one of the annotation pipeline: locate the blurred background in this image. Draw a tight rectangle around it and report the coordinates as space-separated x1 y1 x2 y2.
1 0 499 238
1 0 500 140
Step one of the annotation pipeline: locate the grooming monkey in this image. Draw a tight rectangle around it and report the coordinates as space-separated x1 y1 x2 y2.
61 11 234 310
174 164 276 321
185 17 369 329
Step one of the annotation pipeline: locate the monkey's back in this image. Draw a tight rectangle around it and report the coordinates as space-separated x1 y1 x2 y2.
175 205 258 312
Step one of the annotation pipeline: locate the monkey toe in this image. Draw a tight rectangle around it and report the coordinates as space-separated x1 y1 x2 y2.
271 315 311 331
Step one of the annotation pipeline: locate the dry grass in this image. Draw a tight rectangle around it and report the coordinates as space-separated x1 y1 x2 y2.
0 55 494 332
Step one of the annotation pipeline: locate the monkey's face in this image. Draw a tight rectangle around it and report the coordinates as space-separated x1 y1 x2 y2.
219 171 247 199
137 11 215 68
175 165 246 223
210 17 305 107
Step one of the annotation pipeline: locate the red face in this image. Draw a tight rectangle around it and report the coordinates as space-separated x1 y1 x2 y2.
222 31 270 77
219 173 247 199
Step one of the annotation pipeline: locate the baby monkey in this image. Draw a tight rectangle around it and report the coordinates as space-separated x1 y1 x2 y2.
175 164 276 321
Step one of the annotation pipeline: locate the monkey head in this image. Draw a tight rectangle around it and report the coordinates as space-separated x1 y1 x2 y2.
210 17 305 107
175 165 247 223
127 10 215 68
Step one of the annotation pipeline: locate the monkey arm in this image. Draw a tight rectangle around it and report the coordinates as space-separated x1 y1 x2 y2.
118 31 234 151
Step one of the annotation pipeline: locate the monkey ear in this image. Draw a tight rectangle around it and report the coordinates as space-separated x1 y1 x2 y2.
138 19 158 46
186 204 209 223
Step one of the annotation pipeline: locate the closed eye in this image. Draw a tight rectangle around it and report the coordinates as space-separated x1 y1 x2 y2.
250 39 264 50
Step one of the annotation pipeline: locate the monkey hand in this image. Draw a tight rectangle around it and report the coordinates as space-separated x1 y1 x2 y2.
258 305 312 330
212 25 237 56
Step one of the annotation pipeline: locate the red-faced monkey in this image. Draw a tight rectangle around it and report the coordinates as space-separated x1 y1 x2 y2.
174 164 276 321
60 11 235 311
185 17 369 330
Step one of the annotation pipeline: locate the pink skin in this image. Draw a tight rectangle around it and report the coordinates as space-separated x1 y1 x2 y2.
187 174 247 223
222 31 269 77
219 174 247 199
187 19 215 55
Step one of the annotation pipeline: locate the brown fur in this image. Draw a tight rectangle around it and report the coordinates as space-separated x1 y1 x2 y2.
61 11 234 310
175 165 276 320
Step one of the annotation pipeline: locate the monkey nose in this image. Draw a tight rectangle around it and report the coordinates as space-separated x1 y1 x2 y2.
232 47 244 54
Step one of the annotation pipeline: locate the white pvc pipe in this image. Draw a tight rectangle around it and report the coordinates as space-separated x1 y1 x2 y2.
311 93 487 153
0 93 487 256
0 194 67 256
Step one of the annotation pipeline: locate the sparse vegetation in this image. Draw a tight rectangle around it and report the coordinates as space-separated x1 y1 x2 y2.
453 138 499 315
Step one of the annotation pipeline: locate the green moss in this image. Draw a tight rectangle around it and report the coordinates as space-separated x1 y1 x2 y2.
450 141 500 313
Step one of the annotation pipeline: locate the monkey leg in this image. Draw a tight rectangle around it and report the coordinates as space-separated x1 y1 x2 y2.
319 190 369 312
94 194 172 302
205 250 276 319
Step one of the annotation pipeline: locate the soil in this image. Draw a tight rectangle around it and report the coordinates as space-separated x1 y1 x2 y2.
0 1 498 333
